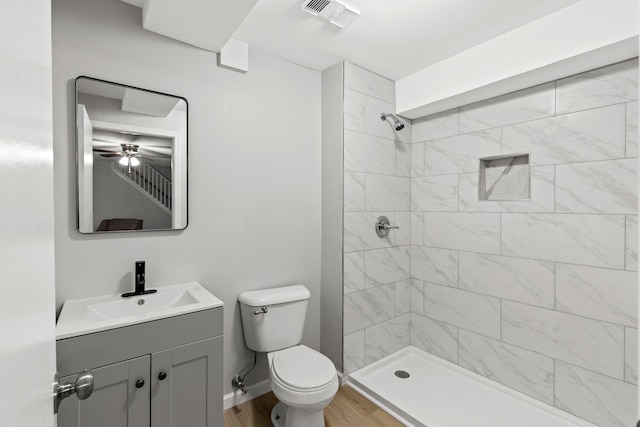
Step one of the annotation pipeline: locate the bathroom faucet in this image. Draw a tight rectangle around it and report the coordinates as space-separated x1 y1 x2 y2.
122 261 157 297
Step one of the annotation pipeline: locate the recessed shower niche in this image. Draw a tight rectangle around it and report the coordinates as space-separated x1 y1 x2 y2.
478 153 530 201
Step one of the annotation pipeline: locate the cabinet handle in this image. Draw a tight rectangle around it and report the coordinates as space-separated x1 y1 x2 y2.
158 371 167 381
135 378 145 388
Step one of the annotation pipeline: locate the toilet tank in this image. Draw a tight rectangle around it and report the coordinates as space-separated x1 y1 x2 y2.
238 285 310 352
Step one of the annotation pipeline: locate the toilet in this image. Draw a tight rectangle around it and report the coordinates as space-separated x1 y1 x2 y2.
238 285 339 427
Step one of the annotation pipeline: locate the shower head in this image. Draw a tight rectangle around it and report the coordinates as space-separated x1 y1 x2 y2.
380 113 405 131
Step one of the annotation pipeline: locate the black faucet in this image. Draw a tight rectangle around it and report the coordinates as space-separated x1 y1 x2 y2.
122 261 157 297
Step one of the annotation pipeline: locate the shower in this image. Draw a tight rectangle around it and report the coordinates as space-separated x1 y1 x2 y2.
380 113 405 131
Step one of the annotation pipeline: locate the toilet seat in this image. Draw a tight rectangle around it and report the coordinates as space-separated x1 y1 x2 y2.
270 345 336 392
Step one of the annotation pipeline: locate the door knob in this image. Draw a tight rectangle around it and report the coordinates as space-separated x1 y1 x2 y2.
54 370 94 414
158 371 167 380
135 378 145 388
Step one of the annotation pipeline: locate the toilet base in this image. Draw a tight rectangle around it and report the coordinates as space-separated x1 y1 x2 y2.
270 402 286 427
270 401 326 427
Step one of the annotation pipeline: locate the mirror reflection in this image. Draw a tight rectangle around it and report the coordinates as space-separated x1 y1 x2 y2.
75 77 188 233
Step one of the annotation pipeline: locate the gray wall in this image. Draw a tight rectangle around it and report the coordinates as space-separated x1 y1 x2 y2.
340 62 414 373
408 59 638 427
52 0 321 396
320 62 344 371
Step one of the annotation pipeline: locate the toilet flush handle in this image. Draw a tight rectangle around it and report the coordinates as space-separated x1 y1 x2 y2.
253 306 268 315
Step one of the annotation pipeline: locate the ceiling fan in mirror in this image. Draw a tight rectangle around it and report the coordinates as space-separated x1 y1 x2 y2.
92 129 173 174
76 76 188 233
94 143 144 174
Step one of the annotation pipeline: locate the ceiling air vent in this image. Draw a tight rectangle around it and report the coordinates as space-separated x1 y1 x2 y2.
303 0 331 14
301 0 360 28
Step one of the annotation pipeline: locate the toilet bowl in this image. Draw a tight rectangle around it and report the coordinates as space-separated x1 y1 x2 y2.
267 345 339 427
238 285 339 427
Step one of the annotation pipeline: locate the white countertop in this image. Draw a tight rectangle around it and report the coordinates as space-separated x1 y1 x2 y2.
56 281 223 339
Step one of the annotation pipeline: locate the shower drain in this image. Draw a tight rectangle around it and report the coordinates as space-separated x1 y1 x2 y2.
394 370 410 379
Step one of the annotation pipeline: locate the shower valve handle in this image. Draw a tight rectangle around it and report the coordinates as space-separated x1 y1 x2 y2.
375 216 399 238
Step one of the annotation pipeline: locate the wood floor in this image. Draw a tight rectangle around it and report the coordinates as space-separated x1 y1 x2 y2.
224 385 404 427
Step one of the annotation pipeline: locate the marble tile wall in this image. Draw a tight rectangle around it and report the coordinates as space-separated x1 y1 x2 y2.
410 59 638 427
342 62 413 374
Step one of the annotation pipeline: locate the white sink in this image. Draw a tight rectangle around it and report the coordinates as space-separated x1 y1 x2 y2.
56 282 223 339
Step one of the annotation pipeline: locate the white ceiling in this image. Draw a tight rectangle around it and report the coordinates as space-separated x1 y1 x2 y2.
122 0 259 52
233 0 580 80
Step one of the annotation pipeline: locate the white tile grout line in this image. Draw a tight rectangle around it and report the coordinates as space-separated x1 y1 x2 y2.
552 165 557 215
407 244 631 273
420 277 632 329
345 209 633 216
624 215 628 271
624 102 628 158
552 358 556 404
414 101 632 145
411 310 630 387
553 262 557 311
499 213 503 256
623 326 627 383
456 323 460 365
456 250 460 289
346 225 629 270
372 158 638 187
457 173 461 212
499 298 503 341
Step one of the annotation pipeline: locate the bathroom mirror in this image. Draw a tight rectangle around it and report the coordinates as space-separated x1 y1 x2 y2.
75 77 188 233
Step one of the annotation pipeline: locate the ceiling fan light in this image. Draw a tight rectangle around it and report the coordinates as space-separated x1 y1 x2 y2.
130 157 140 167
119 156 129 166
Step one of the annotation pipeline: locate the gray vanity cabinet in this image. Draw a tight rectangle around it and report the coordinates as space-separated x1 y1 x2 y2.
58 356 150 427
151 337 222 427
56 308 223 427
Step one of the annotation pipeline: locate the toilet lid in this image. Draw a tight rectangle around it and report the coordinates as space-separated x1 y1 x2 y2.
271 345 336 390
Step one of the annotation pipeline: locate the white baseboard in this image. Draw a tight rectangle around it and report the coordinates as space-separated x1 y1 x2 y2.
223 378 272 410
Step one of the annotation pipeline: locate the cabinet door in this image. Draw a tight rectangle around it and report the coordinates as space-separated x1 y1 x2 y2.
151 337 223 427
57 355 150 427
